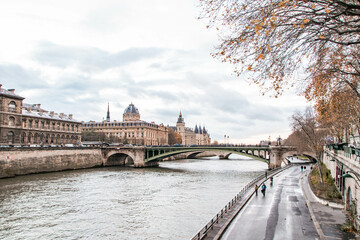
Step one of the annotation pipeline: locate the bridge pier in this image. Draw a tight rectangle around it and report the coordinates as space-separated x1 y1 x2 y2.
269 146 297 169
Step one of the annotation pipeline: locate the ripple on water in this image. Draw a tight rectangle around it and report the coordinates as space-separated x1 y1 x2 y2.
0 157 267 240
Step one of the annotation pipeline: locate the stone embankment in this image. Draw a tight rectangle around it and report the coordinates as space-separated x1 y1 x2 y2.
0 147 102 178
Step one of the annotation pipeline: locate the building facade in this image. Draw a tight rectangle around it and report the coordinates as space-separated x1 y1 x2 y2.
0 85 82 146
82 103 168 146
175 112 211 145
323 146 360 230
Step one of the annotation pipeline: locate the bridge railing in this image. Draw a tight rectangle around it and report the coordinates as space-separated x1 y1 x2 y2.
191 165 291 240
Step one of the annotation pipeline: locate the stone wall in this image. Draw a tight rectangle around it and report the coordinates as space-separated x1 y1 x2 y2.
323 148 360 230
0 148 102 178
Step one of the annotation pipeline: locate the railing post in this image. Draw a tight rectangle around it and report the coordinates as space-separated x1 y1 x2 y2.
211 219 214 229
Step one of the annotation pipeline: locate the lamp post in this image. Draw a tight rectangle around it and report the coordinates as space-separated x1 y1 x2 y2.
224 135 226 146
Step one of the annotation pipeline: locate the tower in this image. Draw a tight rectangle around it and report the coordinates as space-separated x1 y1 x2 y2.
106 102 110 122
194 124 199 134
176 111 185 144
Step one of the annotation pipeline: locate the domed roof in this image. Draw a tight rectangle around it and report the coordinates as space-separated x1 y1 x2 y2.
124 103 139 114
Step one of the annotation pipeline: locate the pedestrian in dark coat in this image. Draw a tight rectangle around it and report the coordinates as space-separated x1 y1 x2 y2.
261 183 267 197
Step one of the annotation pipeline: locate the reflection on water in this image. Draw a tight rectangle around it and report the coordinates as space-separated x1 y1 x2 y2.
0 155 267 240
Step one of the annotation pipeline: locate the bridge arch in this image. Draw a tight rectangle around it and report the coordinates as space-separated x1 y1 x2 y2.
145 147 270 164
186 152 203 159
104 152 136 166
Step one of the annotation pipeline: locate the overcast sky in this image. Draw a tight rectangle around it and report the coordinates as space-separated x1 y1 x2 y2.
0 0 309 144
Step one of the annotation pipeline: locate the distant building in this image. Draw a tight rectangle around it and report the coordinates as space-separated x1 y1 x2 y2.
173 112 210 145
82 103 168 145
0 84 81 146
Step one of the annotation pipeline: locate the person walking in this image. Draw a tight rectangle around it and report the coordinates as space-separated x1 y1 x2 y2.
261 183 267 197
255 184 259 196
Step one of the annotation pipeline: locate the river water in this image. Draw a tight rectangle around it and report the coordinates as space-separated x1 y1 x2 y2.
0 155 267 240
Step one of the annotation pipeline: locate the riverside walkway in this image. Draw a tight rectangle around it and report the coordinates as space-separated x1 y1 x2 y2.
220 166 357 240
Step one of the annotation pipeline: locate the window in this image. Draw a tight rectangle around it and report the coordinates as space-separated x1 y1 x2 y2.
21 133 26 143
8 101 16 112
41 121 45 129
7 131 14 144
9 117 15 126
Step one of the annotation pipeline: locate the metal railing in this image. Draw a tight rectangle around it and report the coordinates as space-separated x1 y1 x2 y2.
191 165 291 240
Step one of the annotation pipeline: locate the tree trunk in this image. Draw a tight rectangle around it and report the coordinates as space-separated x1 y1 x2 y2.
317 152 324 184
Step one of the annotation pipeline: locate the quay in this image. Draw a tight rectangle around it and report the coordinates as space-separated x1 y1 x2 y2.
193 164 357 240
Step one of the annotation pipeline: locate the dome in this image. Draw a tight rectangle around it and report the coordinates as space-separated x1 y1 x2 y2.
124 103 139 114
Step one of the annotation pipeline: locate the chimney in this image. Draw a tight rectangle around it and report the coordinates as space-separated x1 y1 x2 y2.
39 109 44 115
8 89 15 93
0 84 2 90
60 113 64 118
69 114 73 120
27 107 31 112
50 111 54 117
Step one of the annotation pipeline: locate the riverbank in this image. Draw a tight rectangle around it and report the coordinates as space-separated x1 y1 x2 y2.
0 147 102 178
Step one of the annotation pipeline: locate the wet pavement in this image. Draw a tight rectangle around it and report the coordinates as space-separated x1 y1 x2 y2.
219 165 359 240
221 166 319 240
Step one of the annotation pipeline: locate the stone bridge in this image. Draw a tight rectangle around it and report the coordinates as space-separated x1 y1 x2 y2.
102 146 299 169
0 145 302 178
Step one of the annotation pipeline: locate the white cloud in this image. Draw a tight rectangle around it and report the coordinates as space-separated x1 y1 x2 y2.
0 0 308 144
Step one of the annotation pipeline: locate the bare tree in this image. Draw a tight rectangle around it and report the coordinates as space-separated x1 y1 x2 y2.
199 0 360 97
290 107 329 182
168 128 182 145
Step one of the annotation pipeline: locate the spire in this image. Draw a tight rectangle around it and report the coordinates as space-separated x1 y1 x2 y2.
177 111 184 123
106 102 110 122
194 124 199 133
203 126 206 134
199 125 203 134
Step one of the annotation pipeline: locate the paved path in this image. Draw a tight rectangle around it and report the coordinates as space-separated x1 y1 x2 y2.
221 166 319 240
301 167 357 240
